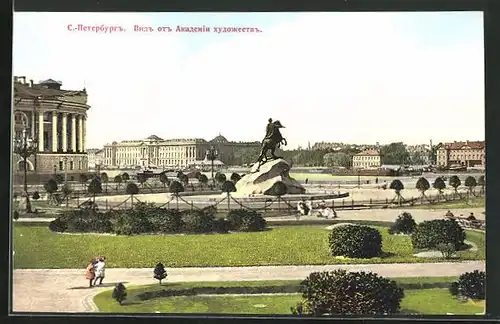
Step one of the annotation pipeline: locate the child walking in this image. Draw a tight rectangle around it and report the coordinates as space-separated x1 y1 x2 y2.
85 260 96 288
93 256 106 286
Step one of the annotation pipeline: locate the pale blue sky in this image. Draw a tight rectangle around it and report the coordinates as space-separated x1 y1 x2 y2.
12 12 484 149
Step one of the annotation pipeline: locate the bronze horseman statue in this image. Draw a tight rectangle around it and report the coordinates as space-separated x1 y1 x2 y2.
253 118 288 172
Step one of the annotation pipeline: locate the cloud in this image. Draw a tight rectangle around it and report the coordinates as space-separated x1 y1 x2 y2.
13 12 484 148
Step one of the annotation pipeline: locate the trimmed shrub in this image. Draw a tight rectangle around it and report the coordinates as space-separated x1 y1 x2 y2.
436 243 456 259
153 263 168 284
182 209 216 233
112 283 127 305
411 219 466 250
227 209 267 232
212 218 231 233
32 191 40 200
48 216 69 232
388 212 417 235
113 207 153 235
453 270 485 300
292 270 404 315
329 225 382 258
150 208 183 233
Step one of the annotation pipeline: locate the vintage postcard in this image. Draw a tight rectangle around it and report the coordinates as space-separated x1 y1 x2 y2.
11 11 485 316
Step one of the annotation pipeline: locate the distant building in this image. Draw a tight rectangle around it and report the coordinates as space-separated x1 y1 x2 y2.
87 148 104 169
406 144 431 165
436 141 485 168
101 134 260 169
12 76 90 182
352 149 381 169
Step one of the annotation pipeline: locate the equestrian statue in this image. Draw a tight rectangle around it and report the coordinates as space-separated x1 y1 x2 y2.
253 118 287 172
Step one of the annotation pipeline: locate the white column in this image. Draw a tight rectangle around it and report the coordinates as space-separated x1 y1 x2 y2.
71 114 77 152
62 113 68 152
51 112 58 152
38 112 44 152
78 115 83 153
82 116 86 152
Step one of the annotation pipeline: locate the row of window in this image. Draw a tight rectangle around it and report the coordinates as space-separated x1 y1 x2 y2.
354 156 380 161
58 159 85 171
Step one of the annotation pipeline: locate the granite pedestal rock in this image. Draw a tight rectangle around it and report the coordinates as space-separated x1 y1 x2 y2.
235 158 306 195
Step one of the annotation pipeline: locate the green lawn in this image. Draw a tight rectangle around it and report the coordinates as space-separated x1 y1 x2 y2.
12 225 484 269
94 279 484 315
410 196 485 210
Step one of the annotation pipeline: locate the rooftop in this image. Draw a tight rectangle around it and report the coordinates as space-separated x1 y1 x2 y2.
355 149 380 156
13 76 87 100
442 141 485 150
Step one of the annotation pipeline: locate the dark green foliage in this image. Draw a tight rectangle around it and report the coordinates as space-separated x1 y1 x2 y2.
44 179 58 194
169 180 184 195
113 207 153 235
182 208 216 233
267 181 288 197
49 216 69 232
100 172 109 183
449 282 459 296
112 283 127 305
215 172 227 183
415 177 430 193
226 209 267 232
454 270 485 300
149 208 183 233
153 263 167 284
221 180 236 193
32 191 40 200
292 270 404 315
449 175 461 190
176 171 184 179
230 172 241 183
114 175 123 185
13 210 19 221
212 218 231 233
88 177 103 195
388 212 416 235
329 225 382 258
198 174 209 187
464 176 477 193
411 219 466 250
121 172 130 181
53 174 64 184
433 177 446 192
477 175 485 187
389 179 404 193
136 174 147 186
125 182 139 195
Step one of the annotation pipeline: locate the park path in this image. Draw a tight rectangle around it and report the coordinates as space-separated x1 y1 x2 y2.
12 261 485 313
16 207 485 224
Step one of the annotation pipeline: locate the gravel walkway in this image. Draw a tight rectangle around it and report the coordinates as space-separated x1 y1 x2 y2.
12 261 485 313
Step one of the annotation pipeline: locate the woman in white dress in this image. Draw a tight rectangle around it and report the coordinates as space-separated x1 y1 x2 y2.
93 256 106 286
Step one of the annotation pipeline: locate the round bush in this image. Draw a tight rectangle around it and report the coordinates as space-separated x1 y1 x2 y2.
454 270 485 300
227 209 267 232
150 208 183 233
212 218 231 233
411 219 466 250
182 210 216 233
292 270 404 315
388 212 417 235
329 225 382 258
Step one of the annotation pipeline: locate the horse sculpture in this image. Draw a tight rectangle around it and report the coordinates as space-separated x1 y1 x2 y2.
253 119 287 172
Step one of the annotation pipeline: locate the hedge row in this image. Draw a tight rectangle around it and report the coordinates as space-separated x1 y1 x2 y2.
49 203 267 235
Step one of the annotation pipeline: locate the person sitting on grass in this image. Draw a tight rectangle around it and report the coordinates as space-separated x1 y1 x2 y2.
467 212 476 221
93 256 106 286
85 259 96 288
444 210 454 219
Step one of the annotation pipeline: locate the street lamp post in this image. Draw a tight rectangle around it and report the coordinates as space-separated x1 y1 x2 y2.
13 126 38 213
206 146 219 186
63 157 68 185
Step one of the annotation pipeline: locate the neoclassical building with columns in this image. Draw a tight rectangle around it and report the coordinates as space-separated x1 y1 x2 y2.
12 76 90 182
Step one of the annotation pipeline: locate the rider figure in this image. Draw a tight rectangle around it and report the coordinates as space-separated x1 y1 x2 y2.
263 118 274 143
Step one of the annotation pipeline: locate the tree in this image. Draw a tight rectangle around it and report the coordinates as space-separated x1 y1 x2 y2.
87 176 103 207
100 172 109 193
267 181 288 211
44 179 58 205
176 171 184 179
198 174 209 189
136 173 148 188
121 172 130 181
477 175 485 194
32 191 40 200
323 152 350 168
79 173 89 190
464 176 477 196
221 180 236 211
216 173 227 184
449 175 462 198
179 174 189 187
112 283 127 305
409 151 426 166
389 179 404 205
169 180 185 210
125 182 139 208
380 142 409 165
114 175 123 190
230 172 241 184
53 174 64 185
415 177 430 202
432 177 447 201
159 173 170 188
153 263 168 284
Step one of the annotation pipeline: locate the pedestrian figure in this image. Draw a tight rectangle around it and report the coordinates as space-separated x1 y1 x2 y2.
93 256 106 286
85 259 96 288
305 178 309 184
